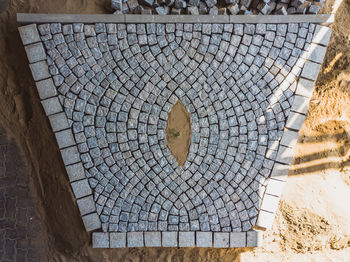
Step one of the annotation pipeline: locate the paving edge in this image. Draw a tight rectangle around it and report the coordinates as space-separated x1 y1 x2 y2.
255 24 332 230
92 230 263 248
17 13 334 25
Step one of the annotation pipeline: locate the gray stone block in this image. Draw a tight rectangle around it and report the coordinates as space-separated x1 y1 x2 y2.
179 232 195 247
18 24 41 45
230 232 246 247
77 195 96 215
285 111 306 131
48 112 69 132
270 163 289 181
266 178 286 197
92 232 109 248
144 232 161 247
247 231 258 247
162 232 177 247
291 95 310 114
295 78 315 98
30 61 50 81
110 233 126 248
280 129 299 149
71 179 92 199
306 43 328 64
301 60 321 80
276 145 295 165
82 213 101 231
55 129 75 149
312 25 332 46
127 232 144 247
65 162 86 182
41 97 62 116
60 146 80 166
214 232 229 248
35 78 57 100
25 42 46 63
196 232 212 247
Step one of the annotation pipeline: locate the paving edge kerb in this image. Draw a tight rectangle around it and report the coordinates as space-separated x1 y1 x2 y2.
17 18 333 248
17 13 334 25
92 230 262 248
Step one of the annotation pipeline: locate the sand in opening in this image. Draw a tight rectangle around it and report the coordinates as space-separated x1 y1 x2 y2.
166 100 192 166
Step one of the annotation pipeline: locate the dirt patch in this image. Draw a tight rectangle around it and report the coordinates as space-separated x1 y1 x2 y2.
166 100 192 166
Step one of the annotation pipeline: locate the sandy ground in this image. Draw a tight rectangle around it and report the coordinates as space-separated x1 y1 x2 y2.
0 0 350 261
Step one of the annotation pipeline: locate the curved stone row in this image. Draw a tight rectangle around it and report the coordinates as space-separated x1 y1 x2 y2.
37 22 315 232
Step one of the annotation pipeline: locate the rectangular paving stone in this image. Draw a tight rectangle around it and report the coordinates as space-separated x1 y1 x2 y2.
48 112 69 132
55 129 75 149
276 145 295 165
306 43 328 64
71 178 92 199
60 146 80 166
35 78 57 100
24 42 46 63
230 232 246 247
29 61 50 81
291 95 310 115
41 97 62 116
82 212 101 231
127 232 144 247
312 25 332 46
295 78 316 98
256 210 276 229
247 231 258 247
65 162 86 182
285 111 306 131
162 232 177 247
144 232 161 247
270 162 290 182
214 232 229 248
265 178 286 197
261 193 280 213
280 129 300 149
18 24 41 45
196 232 212 247
76 195 96 215
179 232 195 247
92 232 109 248
110 233 126 248
301 60 322 81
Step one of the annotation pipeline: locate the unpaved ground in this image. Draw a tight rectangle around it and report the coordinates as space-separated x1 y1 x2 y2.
0 0 350 261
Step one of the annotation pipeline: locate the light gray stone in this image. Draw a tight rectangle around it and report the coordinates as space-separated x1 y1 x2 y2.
230 232 246 247
265 178 286 197
247 231 258 247
71 179 92 198
291 95 310 114
144 232 161 247
110 233 126 248
18 24 41 45
280 129 299 149
127 232 144 247
35 78 57 100
30 61 50 81
55 129 75 149
162 232 177 247
306 43 328 64
312 25 332 46
60 146 80 166
92 232 109 248
256 210 275 229
77 195 96 215
48 112 69 132
41 97 62 116
196 232 212 247
285 111 306 131
261 193 280 213
179 232 195 247
295 78 316 98
301 60 322 80
214 232 229 248
25 42 46 63
276 145 295 165
270 162 290 181
82 213 101 231
66 162 86 182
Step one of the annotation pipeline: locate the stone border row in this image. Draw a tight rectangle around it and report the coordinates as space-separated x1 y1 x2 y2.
256 24 332 230
17 13 334 25
18 23 103 233
92 230 261 248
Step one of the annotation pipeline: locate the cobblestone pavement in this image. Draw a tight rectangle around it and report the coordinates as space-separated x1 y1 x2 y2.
0 125 45 261
29 22 316 234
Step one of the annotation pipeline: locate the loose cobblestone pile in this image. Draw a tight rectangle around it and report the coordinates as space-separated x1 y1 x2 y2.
35 21 316 233
111 0 325 15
